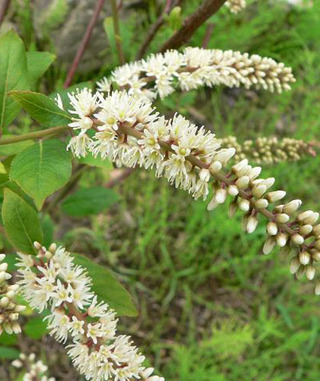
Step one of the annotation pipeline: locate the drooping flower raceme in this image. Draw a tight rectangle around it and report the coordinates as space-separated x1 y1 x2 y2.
220 136 317 164
66 88 320 296
0 254 25 335
17 242 163 381
12 352 55 381
96 47 296 100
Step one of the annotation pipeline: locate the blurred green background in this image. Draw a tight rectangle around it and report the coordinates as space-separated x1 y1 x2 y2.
1 0 320 380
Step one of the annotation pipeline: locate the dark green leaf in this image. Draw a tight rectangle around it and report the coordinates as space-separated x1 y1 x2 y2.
41 214 55 247
73 253 138 317
2 188 43 254
61 187 119 217
78 152 113 169
0 332 18 346
0 31 29 130
24 317 48 339
0 346 20 359
10 139 72 209
27 51 56 84
9 91 71 127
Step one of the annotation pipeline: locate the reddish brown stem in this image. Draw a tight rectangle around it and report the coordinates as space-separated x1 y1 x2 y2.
159 0 227 52
0 0 10 25
136 0 174 59
64 0 106 88
202 23 215 48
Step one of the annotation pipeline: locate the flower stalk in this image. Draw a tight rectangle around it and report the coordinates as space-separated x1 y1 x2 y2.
66 88 320 295
17 242 164 381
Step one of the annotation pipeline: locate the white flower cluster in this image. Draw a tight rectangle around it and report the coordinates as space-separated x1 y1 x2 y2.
0 254 25 335
225 0 246 14
207 158 320 295
220 136 316 164
17 242 163 381
66 88 320 295
97 47 295 99
66 89 222 200
12 352 55 381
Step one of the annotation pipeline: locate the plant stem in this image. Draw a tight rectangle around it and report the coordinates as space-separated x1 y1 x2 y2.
0 126 68 146
110 0 125 65
136 0 174 60
117 123 298 239
0 0 10 26
64 0 106 88
159 0 227 52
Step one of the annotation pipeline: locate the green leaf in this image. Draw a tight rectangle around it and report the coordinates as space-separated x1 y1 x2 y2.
41 214 54 247
0 138 34 157
0 332 18 346
61 187 119 217
0 31 29 130
78 152 113 169
27 51 56 84
73 253 138 317
49 81 93 110
9 91 71 127
0 162 6 174
10 139 72 209
2 188 43 254
24 316 48 339
0 346 20 359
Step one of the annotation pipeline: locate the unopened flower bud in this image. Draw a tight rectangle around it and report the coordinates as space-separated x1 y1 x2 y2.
263 237 275 255
276 213 290 224
291 234 304 245
239 198 250 212
267 190 286 203
315 281 320 295
215 188 227 204
299 224 313 236
267 222 278 236
229 201 238 217
296 266 305 279
207 198 218 211
299 251 310 265
276 232 287 247
228 185 239 196
254 198 268 209
209 161 222 173
252 185 266 198
283 199 302 215
236 176 249 189
246 216 258 234
306 265 316 280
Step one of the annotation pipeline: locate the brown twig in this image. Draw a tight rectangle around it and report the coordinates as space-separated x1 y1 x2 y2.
0 0 10 26
111 0 125 65
64 0 106 88
202 23 215 48
105 168 135 188
159 0 227 52
136 0 174 60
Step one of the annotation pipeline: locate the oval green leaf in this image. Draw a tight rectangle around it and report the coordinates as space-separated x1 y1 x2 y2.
10 139 72 210
73 253 138 317
61 187 119 217
9 91 71 127
0 31 29 130
2 188 43 254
